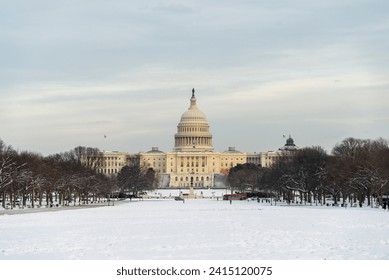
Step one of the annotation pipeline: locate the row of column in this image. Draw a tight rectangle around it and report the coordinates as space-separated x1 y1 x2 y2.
177 155 208 167
175 136 212 147
179 126 208 133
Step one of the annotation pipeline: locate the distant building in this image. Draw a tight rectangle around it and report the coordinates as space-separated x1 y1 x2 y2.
258 136 299 167
95 151 139 175
94 91 299 187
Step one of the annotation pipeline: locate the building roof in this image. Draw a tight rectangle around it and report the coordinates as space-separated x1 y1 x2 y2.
279 135 299 151
223 147 242 154
179 91 208 124
145 147 165 154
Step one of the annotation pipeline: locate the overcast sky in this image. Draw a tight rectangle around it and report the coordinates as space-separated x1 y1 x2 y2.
1 0 388 155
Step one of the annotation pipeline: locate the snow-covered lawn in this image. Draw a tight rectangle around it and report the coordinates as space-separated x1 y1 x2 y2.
1 198 389 260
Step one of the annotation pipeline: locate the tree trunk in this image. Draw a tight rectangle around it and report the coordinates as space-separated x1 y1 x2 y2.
59 192 62 206
31 189 35 208
39 191 43 207
367 187 371 206
9 191 13 209
22 189 27 207
1 190 5 208
46 192 49 206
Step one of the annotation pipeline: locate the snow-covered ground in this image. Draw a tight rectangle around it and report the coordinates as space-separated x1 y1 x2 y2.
144 188 229 198
1 198 389 260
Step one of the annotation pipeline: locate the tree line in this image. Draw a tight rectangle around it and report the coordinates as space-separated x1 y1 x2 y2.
2 136 388 209
228 137 389 207
0 139 156 209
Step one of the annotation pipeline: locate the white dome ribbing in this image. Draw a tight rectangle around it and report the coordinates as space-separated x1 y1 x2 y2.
174 89 213 152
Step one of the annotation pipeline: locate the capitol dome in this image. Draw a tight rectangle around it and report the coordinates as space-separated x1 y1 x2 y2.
179 93 208 124
174 89 213 152
279 135 298 151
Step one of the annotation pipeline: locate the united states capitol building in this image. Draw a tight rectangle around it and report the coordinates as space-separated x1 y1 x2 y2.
96 90 298 188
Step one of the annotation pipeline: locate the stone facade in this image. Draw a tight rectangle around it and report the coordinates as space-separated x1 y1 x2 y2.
96 91 298 187
96 151 139 175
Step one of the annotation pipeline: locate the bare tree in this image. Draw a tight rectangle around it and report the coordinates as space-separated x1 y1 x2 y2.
330 137 389 207
74 146 102 171
227 163 261 193
0 140 26 208
117 162 156 197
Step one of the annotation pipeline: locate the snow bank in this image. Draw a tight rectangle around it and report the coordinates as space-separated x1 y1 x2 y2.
1 199 388 260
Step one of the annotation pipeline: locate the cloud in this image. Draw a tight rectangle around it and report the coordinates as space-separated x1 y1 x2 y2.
0 0 388 154
150 3 195 14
